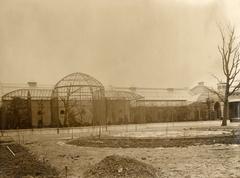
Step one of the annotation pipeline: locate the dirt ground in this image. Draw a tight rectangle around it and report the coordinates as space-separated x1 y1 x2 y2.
1 121 240 178
0 138 58 177
24 138 240 178
67 134 240 148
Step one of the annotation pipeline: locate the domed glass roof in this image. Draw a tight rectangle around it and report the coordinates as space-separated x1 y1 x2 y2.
54 72 104 89
53 72 104 100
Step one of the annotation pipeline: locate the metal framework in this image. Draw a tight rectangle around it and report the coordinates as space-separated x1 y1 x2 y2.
105 90 144 101
2 88 53 101
53 72 104 100
1 88 53 129
51 72 105 127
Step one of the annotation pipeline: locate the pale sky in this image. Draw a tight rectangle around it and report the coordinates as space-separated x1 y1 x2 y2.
1 0 240 88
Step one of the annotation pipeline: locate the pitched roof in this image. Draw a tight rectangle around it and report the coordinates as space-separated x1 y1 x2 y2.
110 87 195 101
2 88 53 100
105 90 144 100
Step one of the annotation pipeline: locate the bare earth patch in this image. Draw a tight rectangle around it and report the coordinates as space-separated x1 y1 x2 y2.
24 140 240 178
2 121 240 177
84 154 159 178
0 138 58 178
67 134 240 148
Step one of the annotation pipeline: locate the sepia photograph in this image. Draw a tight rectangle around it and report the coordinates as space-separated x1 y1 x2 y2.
0 0 240 177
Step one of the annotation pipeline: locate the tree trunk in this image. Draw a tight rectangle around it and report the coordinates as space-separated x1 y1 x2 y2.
222 99 229 126
64 106 69 127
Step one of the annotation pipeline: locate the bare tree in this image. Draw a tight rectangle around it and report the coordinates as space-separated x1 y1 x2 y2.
59 88 72 127
212 25 240 126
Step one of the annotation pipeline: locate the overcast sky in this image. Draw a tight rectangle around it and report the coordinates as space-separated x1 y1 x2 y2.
1 0 240 88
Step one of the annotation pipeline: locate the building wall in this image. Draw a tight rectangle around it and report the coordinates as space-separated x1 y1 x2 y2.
131 103 218 123
229 102 240 122
31 100 52 127
106 100 131 124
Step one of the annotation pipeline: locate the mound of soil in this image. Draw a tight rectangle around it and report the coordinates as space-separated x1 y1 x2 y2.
0 143 58 177
84 155 159 178
68 134 240 148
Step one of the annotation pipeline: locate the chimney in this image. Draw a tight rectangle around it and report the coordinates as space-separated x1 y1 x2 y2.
198 82 204 86
27 82 37 87
167 88 174 92
129 87 137 92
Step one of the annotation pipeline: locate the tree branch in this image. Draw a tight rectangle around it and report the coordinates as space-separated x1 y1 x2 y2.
206 87 224 102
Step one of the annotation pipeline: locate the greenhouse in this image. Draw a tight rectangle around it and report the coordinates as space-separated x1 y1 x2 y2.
1 88 52 129
51 72 105 127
